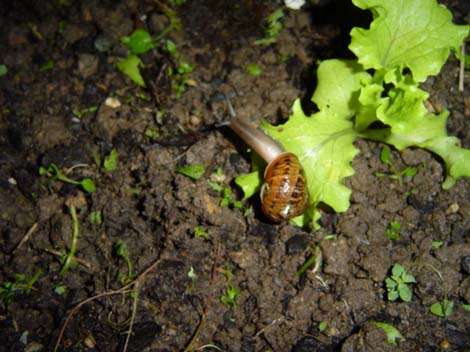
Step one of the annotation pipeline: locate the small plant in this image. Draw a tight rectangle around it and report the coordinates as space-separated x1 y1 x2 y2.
59 205 80 275
103 148 119 171
0 64 7 76
207 170 245 211
371 322 404 346
0 270 41 306
176 163 205 180
72 105 98 119
166 39 196 97
385 263 416 302
39 163 96 193
246 64 262 76
375 145 418 186
90 210 102 225
430 299 453 318
220 267 240 310
385 220 401 240
318 321 328 332
114 239 135 284
193 226 209 239
255 8 284 45
187 266 197 290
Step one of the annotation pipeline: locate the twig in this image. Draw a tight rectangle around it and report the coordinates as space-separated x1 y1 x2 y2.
13 222 38 253
122 282 140 352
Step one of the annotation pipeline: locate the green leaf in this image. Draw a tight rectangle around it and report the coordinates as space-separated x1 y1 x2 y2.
246 64 262 76
121 29 154 55
312 59 371 120
115 54 146 87
176 164 205 180
81 178 96 193
362 77 470 189
397 283 412 302
391 263 405 278
263 100 359 226
103 148 119 171
234 171 262 200
380 145 392 165
371 322 404 345
349 0 470 82
0 64 7 76
430 299 454 317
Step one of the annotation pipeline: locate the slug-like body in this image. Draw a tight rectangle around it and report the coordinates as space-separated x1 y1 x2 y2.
226 98 309 222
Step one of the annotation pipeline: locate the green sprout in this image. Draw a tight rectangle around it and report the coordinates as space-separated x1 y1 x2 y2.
187 266 197 290
430 299 453 318
114 239 135 284
375 145 418 186
236 0 470 227
39 59 54 72
0 64 7 76
220 267 240 310
255 8 284 45
90 210 102 225
72 105 98 119
193 226 209 239
385 220 401 240
103 148 119 171
0 270 41 306
176 163 205 180
39 163 96 193
318 321 328 332
246 64 262 76
385 263 416 302
59 204 79 275
115 54 146 87
166 39 195 97
371 322 404 346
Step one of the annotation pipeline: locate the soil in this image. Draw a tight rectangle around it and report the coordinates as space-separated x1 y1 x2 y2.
1 0 470 351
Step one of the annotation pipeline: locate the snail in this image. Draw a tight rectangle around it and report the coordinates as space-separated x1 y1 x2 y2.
225 97 309 222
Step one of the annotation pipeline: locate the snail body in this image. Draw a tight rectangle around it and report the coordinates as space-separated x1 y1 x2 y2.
228 113 309 222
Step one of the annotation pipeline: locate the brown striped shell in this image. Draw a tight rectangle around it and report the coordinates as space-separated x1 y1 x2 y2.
260 152 309 222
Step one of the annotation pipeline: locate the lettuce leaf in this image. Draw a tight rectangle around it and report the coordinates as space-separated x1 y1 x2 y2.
349 0 469 82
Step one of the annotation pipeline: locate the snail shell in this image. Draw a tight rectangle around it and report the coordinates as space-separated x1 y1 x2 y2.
261 152 309 222
225 96 309 222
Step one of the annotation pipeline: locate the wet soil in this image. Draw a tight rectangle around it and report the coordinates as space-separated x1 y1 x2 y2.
1 1 470 351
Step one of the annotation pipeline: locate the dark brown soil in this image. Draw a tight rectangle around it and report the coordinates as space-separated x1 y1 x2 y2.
1 1 470 351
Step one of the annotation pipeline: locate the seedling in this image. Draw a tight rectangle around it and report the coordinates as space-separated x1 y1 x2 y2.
385 263 416 302
207 172 245 211
166 39 195 97
255 8 284 45
114 239 135 284
59 205 79 275
187 266 197 290
236 0 470 227
72 105 98 119
220 267 240 310
371 322 403 346
54 285 66 296
194 226 209 239
318 321 328 332
39 59 54 72
385 221 401 240
0 270 41 306
375 145 418 186
90 210 102 225
0 64 7 76
103 148 119 171
39 163 96 193
430 299 453 318
176 163 205 180
246 64 262 76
